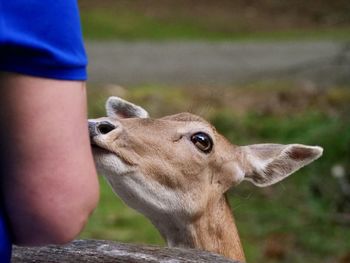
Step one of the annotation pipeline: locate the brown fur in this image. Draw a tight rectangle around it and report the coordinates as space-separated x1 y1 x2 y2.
90 97 323 262
92 113 246 261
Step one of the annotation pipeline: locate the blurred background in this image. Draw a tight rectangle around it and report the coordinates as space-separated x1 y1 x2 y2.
78 1 350 262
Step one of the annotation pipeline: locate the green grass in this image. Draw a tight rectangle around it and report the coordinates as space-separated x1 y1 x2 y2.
81 9 350 41
81 10 227 41
82 83 350 262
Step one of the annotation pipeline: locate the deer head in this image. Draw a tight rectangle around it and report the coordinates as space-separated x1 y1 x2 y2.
88 96 323 261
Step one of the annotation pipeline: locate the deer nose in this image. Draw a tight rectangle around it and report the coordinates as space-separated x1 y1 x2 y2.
89 121 116 138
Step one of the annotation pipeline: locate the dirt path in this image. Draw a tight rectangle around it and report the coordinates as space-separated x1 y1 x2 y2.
86 41 350 86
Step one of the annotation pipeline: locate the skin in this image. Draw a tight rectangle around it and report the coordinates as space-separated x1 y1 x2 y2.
0 72 99 245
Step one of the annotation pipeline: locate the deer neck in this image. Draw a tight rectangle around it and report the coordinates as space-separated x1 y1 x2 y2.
154 195 245 262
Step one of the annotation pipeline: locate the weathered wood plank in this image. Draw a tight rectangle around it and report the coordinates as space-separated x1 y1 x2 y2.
12 239 241 263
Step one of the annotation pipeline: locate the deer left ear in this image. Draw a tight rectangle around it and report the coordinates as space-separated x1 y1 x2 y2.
238 144 323 187
106 96 149 119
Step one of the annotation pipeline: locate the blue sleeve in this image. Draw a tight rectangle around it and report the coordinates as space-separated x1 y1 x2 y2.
0 208 11 263
0 0 88 80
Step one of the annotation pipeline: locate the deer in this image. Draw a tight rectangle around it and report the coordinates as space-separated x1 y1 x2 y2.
88 96 323 262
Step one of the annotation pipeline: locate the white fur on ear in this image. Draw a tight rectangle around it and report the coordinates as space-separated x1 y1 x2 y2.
240 144 323 187
106 96 149 119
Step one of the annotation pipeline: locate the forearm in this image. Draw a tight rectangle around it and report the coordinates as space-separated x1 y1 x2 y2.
0 72 99 245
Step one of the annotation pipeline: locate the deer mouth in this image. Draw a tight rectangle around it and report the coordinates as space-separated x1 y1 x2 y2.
91 142 112 154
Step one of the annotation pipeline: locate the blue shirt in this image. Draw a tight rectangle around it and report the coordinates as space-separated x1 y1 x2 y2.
0 207 11 263
0 0 88 80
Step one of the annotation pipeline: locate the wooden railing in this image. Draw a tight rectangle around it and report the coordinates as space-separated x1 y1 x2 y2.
12 239 242 263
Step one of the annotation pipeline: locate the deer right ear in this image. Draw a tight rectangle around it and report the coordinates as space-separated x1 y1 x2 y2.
106 96 149 119
238 143 323 187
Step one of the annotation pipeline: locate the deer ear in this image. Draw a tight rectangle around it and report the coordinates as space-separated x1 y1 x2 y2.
238 144 323 187
106 96 149 119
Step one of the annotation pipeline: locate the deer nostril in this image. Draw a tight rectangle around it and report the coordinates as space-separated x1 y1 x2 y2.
97 122 115 135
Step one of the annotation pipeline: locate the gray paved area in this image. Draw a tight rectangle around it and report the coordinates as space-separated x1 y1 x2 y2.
86 41 350 86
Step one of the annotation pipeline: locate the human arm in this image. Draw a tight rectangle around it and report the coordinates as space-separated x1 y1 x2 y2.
0 72 99 245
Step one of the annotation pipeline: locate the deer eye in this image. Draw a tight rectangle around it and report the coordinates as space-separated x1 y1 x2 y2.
190 132 213 153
